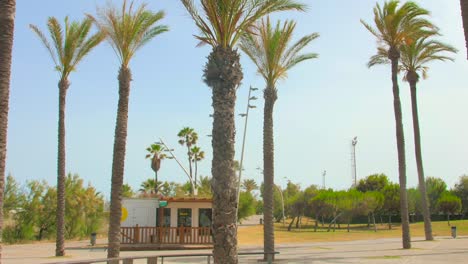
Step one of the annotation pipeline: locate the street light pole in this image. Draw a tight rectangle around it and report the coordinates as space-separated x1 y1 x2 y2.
351 137 358 187
275 185 286 226
235 86 258 221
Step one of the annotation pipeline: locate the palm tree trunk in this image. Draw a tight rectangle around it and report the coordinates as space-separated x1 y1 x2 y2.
204 46 242 264
0 1 15 262
263 87 277 261
107 66 132 260
461 0 468 59
56 78 69 256
187 145 193 194
389 48 411 249
408 76 433 241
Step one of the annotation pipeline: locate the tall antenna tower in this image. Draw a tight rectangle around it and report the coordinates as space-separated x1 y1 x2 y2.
322 170 326 189
351 137 358 187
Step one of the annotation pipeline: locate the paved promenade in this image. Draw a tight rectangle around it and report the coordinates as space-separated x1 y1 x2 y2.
3 236 467 263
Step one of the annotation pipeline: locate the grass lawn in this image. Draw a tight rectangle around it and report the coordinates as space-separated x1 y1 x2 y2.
238 219 468 245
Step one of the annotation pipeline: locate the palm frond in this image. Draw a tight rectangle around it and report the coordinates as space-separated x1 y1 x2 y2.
89 0 168 67
240 17 318 87
182 0 306 48
31 16 104 79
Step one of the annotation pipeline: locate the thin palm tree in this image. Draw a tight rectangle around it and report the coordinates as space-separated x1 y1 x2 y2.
178 127 198 193
88 0 168 258
242 179 258 192
180 1 306 262
461 0 468 58
369 35 457 241
146 143 169 194
240 17 318 259
0 1 16 262
30 17 104 256
191 145 205 189
361 0 436 249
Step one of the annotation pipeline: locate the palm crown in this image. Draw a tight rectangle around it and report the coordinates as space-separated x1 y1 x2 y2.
181 0 306 48
240 17 318 87
145 143 168 173
88 0 168 67
368 35 457 81
30 17 105 80
361 1 436 54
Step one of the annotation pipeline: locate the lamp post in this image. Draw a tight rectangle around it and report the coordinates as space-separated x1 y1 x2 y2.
275 185 286 226
351 136 358 187
235 86 258 220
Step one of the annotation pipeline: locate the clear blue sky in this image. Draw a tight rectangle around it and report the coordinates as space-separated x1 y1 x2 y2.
6 0 468 198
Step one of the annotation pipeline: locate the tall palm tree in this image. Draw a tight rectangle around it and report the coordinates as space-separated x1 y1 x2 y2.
461 0 468 58
361 0 436 249
30 17 104 256
191 145 205 189
178 127 198 193
180 1 305 262
146 143 169 194
88 0 168 258
240 17 318 259
369 35 457 241
0 1 16 262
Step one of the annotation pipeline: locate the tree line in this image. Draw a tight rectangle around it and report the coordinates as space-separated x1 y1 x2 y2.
268 174 468 233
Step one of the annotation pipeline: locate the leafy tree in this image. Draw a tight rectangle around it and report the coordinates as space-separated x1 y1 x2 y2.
407 187 422 218
30 16 104 256
362 0 435 249
426 177 447 214
436 192 462 226
310 190 335 232
356 173 389 192
180 1 305 261
145 143 170 194
363 191 384 232
382 183 400 229
3 174 26 215
0 1 16 257
240 16 317 256
238 191 256 221
453 175 468 216
89 0 168 258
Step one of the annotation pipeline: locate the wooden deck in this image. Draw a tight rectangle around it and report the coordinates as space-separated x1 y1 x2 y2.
121 226 212 245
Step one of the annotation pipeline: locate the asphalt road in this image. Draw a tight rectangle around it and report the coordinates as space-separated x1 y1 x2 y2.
3 236 467 263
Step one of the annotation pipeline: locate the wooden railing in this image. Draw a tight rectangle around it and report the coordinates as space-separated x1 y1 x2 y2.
121 226 212 244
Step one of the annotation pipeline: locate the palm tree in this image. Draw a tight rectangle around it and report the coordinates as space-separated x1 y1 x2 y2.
369 35 456 241
242 179 258 192
30 17 104 256
139 178 163 196
461 0 468 58
0 1 16 262
180 1 305 262
146 143 169 194
191 145 205 189
88 0 168 258
239 17 318 259
361 0 436 249
178 127 198 193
